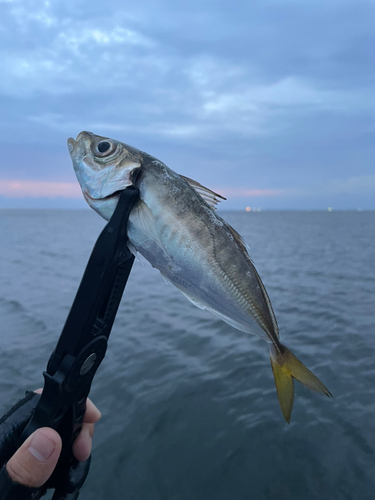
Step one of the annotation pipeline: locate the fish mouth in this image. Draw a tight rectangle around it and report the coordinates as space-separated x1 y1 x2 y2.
67 137 75 154
67 132 93 156
85 189 124 202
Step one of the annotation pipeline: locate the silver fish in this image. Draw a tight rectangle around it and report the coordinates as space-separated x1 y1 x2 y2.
68 131 331 422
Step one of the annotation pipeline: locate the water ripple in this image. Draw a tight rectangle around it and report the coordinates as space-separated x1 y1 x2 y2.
1 210 374 500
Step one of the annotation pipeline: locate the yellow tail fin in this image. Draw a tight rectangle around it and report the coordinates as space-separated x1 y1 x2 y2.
270 344 332 423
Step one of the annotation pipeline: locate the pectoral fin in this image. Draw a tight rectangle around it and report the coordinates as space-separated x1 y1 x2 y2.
130 199 168 255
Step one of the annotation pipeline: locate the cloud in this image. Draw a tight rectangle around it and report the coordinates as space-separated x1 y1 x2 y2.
1 0 374 150
0 177 281 201
0 2 160 96
326 175 375 195
0 0 374 209
0 179 82 198
57 26 155 51
282 175 375 199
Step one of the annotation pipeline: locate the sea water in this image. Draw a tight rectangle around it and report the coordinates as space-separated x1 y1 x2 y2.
0 209 374 500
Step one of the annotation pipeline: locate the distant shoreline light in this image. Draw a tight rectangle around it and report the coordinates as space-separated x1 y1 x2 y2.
245 206 261 212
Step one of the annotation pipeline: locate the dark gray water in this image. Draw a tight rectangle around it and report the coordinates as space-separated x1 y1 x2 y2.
1 209 374 500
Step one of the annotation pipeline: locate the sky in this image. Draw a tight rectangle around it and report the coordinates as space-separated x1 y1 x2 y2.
0 0 374 210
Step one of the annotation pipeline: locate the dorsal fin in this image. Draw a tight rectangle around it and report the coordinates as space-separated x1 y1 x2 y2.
179 175 226 209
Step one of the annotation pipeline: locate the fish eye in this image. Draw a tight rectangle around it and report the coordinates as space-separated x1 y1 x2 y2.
98 141 110 153
95 141 117 157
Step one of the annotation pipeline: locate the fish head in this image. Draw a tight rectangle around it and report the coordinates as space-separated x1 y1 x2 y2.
67 131 142 219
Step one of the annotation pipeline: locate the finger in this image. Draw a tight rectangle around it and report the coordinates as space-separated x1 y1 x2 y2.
33 390 101 423
72 423 95 462
6 428 62 488
83 399 101 424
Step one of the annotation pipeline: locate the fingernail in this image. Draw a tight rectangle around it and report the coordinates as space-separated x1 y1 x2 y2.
29 432 55 462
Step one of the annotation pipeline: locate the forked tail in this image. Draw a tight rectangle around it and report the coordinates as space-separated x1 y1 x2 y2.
270 344 332 423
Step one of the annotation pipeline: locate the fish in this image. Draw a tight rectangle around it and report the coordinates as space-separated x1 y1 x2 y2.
68 131 332 422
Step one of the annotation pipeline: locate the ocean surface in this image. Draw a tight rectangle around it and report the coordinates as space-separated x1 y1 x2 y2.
0 209 374 500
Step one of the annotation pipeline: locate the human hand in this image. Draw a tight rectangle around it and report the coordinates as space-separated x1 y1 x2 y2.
5 391 101 489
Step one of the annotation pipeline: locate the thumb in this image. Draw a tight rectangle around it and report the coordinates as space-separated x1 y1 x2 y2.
6 428 62 488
